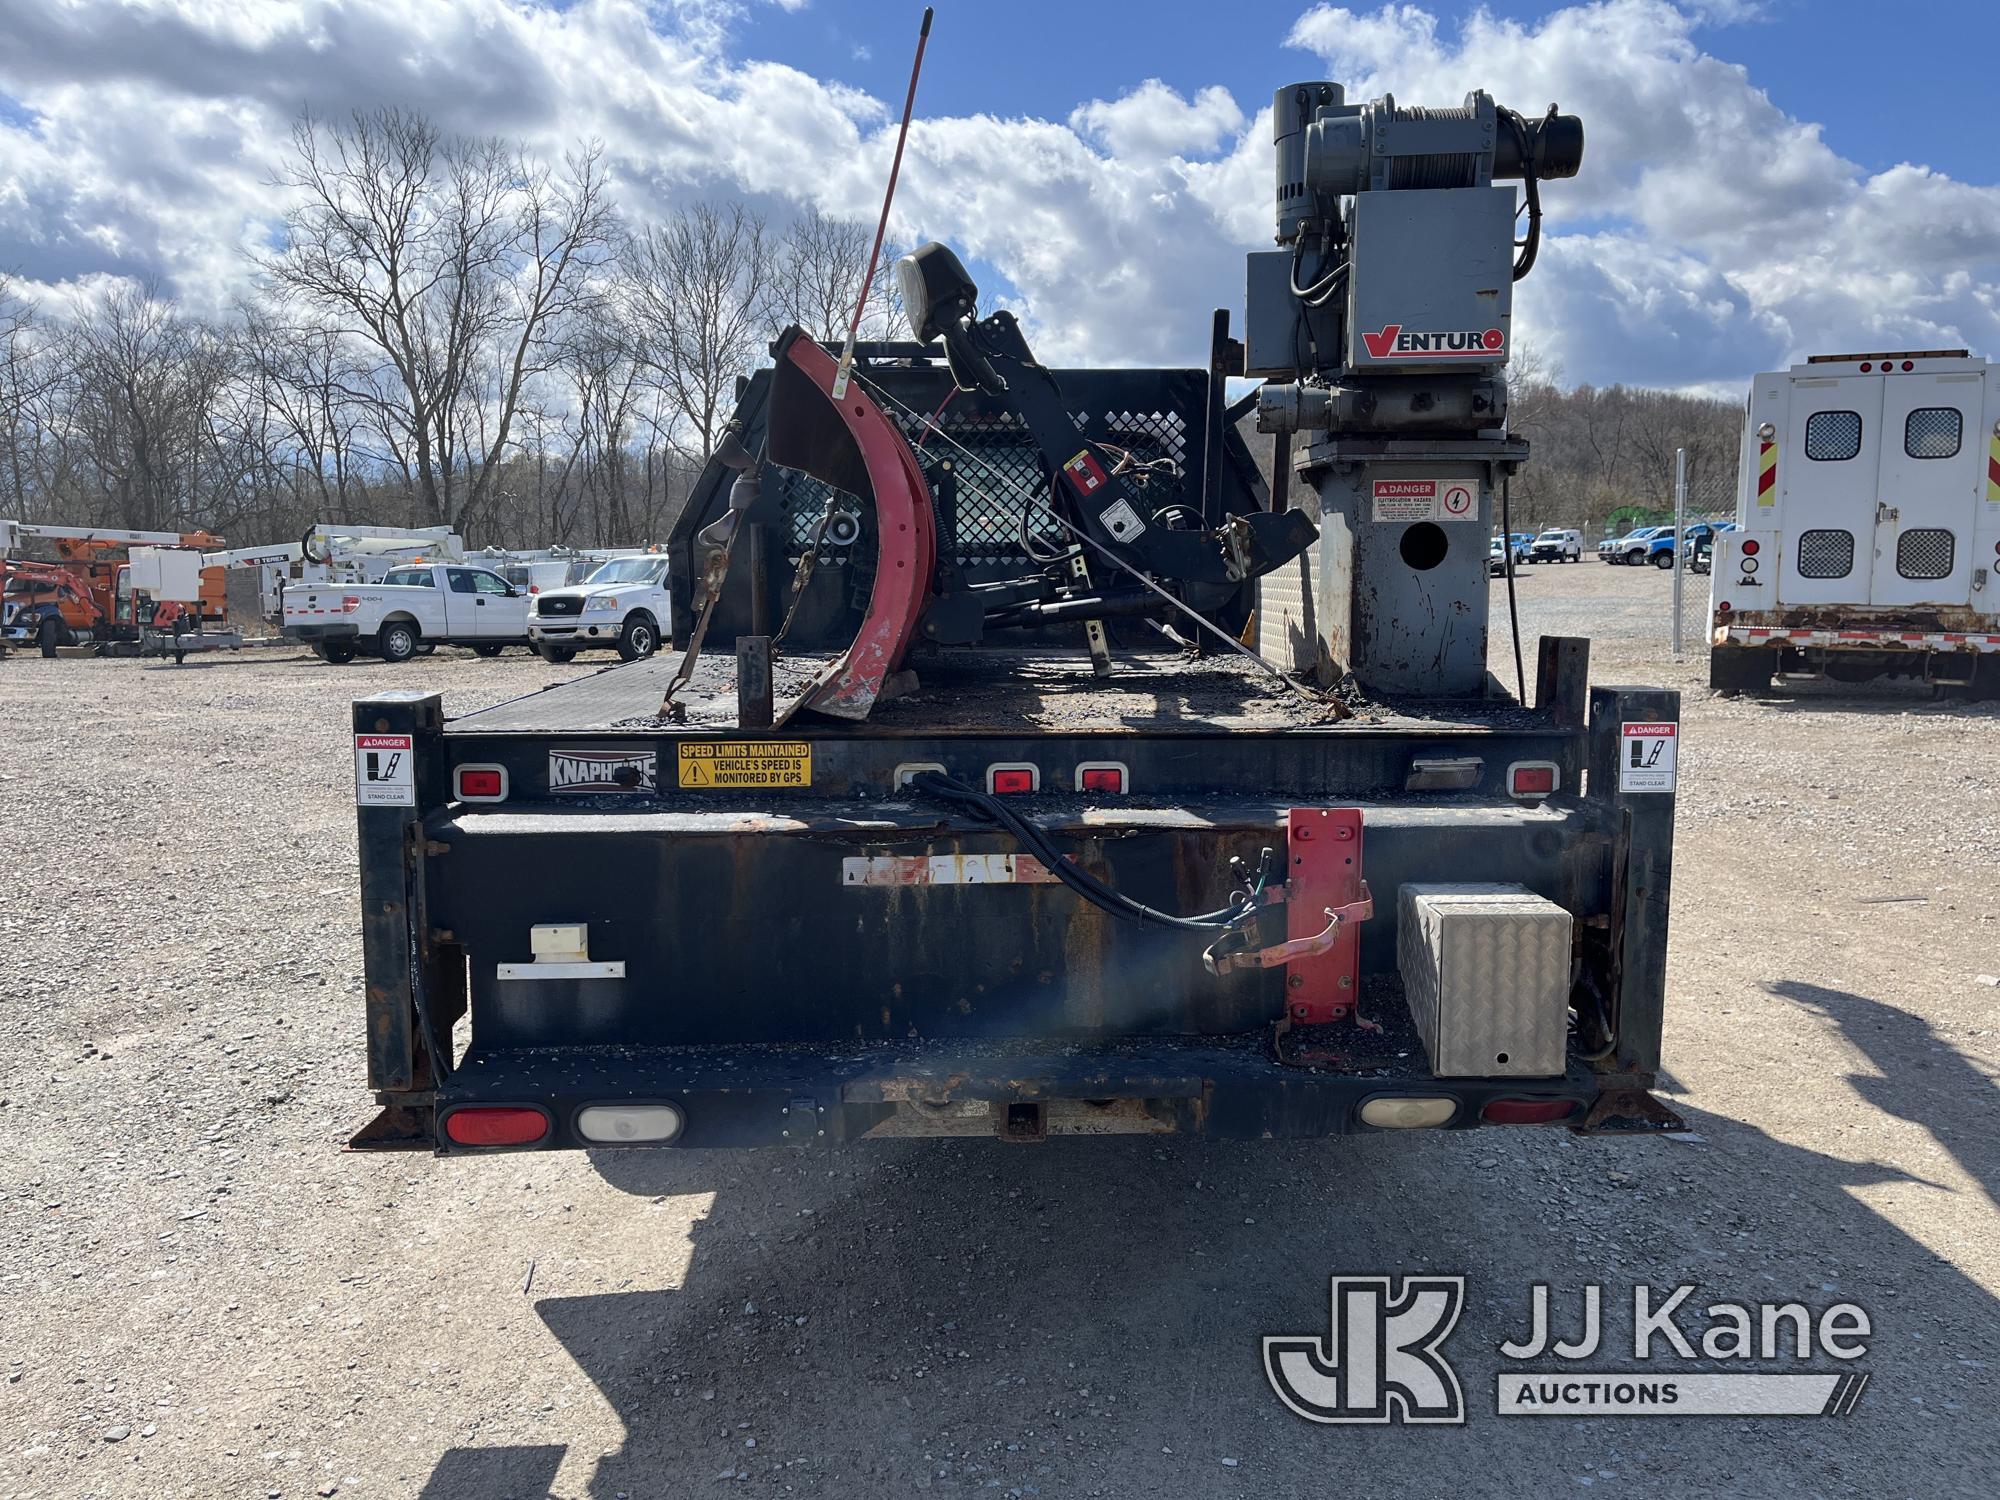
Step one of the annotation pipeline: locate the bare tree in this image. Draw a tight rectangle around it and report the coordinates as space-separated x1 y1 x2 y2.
621 202 770 465
762 207 908 343
261 108 615 534
60 283 234 531
0 277 58 519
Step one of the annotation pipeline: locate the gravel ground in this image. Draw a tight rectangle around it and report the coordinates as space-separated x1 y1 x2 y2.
2 565 1997 1499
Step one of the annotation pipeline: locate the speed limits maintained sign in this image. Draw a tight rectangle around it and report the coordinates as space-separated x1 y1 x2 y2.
677 740 813 789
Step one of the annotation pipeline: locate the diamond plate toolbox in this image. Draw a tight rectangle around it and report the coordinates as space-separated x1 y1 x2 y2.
1396 883 1572 1077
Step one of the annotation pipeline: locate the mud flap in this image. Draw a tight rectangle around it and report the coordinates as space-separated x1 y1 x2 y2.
766 329 938 721
1574 1087 1686 1135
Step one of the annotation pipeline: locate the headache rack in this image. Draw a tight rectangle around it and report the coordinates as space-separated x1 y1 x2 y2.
664 333 1269 656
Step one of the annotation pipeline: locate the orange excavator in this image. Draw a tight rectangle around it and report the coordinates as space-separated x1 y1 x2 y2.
0 521 227 656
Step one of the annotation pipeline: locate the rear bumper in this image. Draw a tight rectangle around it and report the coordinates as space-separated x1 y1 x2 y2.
284 622 360 643
394 1035 1606 1152
1714 623 2000 653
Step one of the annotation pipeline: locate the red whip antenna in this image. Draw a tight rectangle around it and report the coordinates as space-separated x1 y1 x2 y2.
831 6 933 400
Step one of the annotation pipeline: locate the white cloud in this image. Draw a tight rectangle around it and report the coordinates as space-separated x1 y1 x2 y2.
0 0 1995 392
1069 80 1244 161
1284 1 2000 385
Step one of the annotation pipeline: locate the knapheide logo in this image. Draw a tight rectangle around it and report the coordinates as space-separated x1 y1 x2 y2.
1361 324 1506 360
1263 1276 1465 1424
549 748 658 793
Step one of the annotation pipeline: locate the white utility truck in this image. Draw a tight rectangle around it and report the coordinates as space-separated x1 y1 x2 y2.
525 552 671 663
282 562 532 663
1710 348 2000 698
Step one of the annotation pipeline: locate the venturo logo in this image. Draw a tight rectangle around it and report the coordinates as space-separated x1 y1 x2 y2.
1264 1276 1465 1424
1361 324 1506 359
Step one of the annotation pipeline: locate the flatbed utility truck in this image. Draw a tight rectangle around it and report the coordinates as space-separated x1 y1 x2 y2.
345 71 1682 1155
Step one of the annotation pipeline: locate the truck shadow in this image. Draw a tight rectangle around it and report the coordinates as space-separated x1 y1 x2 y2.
1736 683 2000 720
416 1069 1998 1497
1767 978 1997 1206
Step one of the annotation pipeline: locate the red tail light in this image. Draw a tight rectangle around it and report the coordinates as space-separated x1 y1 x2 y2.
1739 538 1759 556
1507 761 1558 798
340 595 361 613
987 765 1038 794
444 1106 550 1147
455 765 506 801
1482 1098 1579 1125
1076 762 1127 794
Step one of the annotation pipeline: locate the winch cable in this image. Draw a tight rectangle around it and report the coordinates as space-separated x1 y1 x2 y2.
847 366 1322 699
1500 474 1526 704
908 771 1256 933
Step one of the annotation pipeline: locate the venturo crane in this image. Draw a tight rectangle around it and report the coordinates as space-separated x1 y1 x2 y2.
1248 84 1584 695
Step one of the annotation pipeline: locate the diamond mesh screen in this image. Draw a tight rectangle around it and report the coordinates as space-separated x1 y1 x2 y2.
777 405 1194 564
1795 528 1854 579
1904 407 1962 459
1804 410 1862 462
1896 528 1955 580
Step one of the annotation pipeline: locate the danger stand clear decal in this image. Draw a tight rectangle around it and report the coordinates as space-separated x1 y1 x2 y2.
355 733 415 807
1620 723 1678 793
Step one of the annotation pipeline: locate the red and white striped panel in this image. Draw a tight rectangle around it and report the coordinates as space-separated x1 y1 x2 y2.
1716 625 2000 653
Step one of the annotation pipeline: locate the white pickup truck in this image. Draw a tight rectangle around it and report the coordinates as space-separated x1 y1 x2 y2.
282 562 533 663
526 553 671 663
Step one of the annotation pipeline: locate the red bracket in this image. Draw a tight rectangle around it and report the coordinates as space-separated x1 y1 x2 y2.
1283 807 1366 1023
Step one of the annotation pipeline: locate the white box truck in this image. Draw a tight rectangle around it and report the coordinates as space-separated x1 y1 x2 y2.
1709 349 2000 698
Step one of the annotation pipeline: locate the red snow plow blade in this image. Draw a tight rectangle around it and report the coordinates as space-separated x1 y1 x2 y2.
766 328 938 722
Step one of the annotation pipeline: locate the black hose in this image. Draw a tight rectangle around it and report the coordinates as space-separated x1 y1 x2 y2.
908 772 1251 933
1501 110 1542 282
1501 475 1526 705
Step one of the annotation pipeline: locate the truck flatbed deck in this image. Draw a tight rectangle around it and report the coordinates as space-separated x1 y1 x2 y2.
446 649 1542 737
350 636 1681 1153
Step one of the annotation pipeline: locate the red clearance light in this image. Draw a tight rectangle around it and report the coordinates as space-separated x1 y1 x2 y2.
1901 360 1914 371
1717 600 1732 614
990 768 1035 795
1859 362 1872 372
1739 538 1759 556
1507 762 1558 797
444 1106 549 1147
1079 766 1126 794
1482 1098 1579 1125
458 768 504 799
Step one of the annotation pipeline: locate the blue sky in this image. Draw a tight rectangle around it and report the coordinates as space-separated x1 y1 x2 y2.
1 0 1998 394
743 0 2000 184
